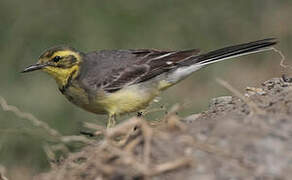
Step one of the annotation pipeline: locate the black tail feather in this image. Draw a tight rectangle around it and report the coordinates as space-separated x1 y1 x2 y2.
180 38 277 66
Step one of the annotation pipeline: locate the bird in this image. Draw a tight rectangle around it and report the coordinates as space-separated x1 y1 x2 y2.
22 38 277 127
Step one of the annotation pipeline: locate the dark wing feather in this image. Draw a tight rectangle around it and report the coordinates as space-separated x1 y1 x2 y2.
102 65 149 92
80 49 200 93
135 49 200 83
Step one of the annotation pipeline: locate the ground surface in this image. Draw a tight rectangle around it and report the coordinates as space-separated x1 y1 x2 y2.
33 77 292 180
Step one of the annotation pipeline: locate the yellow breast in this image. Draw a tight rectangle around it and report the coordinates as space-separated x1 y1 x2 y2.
63 82 160 116
97 85 159 115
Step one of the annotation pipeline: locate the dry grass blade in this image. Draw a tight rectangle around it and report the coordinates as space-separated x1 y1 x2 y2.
83 122 105 136
124 136 143 152
272 47 292 70
43 143 59 168
60 135 94 144
149 157 192 176
0 96 61 137
0 96 93 144
0 165 8 180
106 117 142 138
0 173 8 180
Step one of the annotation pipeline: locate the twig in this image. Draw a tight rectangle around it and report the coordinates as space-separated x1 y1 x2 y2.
83 122 105 131
0 96 93 144
0 173 8 180
124 136 143 152
0 96 61 137
216 78 265 115
61 135 94 144
43 143 57 167
149 157 192 176
83 122 106 136
0 165 8 180
272 47 292 69
106 117 142 138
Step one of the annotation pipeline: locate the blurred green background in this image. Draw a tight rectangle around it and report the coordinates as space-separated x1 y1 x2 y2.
0 0 291 179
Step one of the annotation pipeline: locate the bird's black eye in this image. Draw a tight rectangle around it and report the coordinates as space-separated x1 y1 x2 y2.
52 56 61 63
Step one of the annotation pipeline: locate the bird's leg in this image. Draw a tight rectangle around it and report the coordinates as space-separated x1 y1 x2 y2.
107 114 116 128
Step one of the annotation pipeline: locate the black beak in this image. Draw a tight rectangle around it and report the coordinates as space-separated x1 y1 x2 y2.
21 63 47 73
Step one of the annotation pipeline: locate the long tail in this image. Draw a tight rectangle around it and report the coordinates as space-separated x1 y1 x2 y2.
180 38 277 66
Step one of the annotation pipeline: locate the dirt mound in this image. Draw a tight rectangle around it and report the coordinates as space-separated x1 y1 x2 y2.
34 77 292 180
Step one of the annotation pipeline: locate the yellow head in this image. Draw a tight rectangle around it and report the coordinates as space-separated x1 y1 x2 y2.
22 46 82 87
